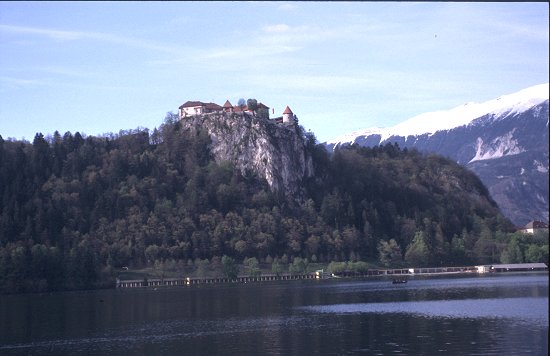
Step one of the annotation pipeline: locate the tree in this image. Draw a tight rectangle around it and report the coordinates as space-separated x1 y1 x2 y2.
500 236 523 264
289 257 308 275
378 239 402 267
473 227 498 264
271 257 283 276
237 98 246 109
525 244 548 263
348 260 368 274
222 255 238 280
145 244 160 265
327 261 347 274
195 258 209 278
246 99 258 115
32 132 52 182
244 257 260 277
404 232 430 267
450 235 467 265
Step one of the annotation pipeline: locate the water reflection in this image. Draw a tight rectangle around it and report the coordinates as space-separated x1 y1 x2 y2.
0 273 547 355
300 296 548 326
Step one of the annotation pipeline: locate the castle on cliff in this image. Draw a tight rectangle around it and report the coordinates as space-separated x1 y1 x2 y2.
178 100 295 124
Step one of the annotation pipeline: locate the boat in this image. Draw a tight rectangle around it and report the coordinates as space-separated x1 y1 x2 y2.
392 277 408 284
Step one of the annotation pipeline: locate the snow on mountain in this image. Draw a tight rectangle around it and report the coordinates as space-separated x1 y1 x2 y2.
328 83 549 146
324 83 549 226
534 160 548 173
468 130 525 163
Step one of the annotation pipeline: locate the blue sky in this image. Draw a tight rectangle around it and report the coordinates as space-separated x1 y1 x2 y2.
1 2 548 143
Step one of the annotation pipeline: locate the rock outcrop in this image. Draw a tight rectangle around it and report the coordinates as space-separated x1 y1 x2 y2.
181 112 313 200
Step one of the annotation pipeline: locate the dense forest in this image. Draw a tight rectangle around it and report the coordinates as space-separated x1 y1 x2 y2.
0 114 547 293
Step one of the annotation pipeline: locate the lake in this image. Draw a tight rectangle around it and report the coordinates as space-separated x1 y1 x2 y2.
1 273 547 355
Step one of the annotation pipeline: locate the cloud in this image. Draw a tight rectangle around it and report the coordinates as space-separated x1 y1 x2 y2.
247 73 366 92
0 24 187 55
262 24 291 33
260 24 332 44
277 3 297 12
0 76 46 88
0 24 83 41
200 44 298 61
34 66 94 78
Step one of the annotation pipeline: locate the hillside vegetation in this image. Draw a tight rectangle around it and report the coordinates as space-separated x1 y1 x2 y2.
0 115 547 293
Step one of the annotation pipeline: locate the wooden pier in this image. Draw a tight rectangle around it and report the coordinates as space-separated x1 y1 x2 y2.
116 273 316 288
115 263 546 289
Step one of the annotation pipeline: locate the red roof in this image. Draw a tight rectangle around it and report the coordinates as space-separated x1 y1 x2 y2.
525 220 549 229
204 102 222 110
179 100 270 112
179 101 222 110
179 101 204 109
283 106 293 114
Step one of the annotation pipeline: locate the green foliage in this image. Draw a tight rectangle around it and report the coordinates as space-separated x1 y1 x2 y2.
347 261 369 274
327 261 347 274
222 255 238 280
243 256 261 277
499 231 549 264
271 257 283 276
0 121 521 293
378 239 402 267
405 232 430 267
195 258 210 279
289 257 308 275
246 99 258 114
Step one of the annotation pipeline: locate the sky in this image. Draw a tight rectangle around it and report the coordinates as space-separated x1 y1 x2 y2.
0 2 548 143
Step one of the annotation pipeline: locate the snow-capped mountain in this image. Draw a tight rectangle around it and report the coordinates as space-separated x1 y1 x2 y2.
326 83 549 226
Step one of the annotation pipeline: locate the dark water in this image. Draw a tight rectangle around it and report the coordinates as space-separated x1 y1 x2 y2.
1 273 547 355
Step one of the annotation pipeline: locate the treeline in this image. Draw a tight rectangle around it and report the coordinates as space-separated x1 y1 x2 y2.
0 114 547 293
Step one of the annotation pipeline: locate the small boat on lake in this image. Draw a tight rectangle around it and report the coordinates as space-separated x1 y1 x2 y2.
392 277 408 284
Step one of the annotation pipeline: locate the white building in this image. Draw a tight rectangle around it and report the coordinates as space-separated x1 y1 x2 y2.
179 101 223 119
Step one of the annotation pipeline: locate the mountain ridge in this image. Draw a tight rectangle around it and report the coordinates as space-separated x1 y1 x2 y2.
325 84 549 225
328 83 548 147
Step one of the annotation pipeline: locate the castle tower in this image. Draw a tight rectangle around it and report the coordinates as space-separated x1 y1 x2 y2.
223 100 233 113
282 106 294 123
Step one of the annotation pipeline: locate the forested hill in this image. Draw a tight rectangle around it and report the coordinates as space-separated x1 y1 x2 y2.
0 114 545 293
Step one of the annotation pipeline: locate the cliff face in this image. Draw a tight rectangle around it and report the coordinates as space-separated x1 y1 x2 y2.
181 112 313 199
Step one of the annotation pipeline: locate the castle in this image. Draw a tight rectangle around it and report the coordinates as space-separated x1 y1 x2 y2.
178 100 295 124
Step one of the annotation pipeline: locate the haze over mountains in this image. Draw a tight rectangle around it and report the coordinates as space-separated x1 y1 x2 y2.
326 84 549 226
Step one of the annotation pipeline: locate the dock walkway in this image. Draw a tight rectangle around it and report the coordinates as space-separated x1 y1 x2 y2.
116 273 315 288
116 263 547 288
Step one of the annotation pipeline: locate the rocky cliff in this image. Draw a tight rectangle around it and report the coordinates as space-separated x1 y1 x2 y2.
180 112 313 200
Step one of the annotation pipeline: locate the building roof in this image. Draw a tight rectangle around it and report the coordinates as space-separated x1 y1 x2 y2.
283 106 293 114
179 99 274 115
179 101 222 110
524 220 549 229
204 102 223 110
491 263 548 269
179 101 204 109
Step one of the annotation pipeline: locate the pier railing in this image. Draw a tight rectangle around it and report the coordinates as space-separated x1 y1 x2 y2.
116 273 316 288
116 263 546 288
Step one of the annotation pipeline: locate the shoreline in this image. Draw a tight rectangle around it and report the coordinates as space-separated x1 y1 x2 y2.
115 263 548 289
